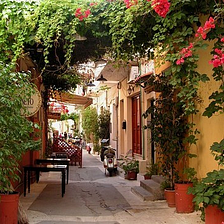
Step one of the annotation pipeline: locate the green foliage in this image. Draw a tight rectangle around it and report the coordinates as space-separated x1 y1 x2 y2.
98 109 110 140
143 72 193 189
189 169 224 211
60 112 79 122
189 138 224 212
0 0 223 196
0 64 41 193
0 0 37 63
121 157 139 173
93 143 101 154
210 139 224 166
160 179 172 191
81 106 99 142
145 163 160 177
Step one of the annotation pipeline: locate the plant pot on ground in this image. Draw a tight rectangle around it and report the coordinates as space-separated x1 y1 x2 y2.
189 169 224 224
143 72 195 205
175 182 194 213
188 140 224 223
144 163 159 180
121 157 139 180
161 180 175 207
174 167 197 213
0 67 40 223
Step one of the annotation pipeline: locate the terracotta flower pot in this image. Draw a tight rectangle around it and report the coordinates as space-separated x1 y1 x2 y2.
164 189 175 207
0 192 19 224
175 182 194 213
127 171 138 180
144 174 151 180
205 205 224 224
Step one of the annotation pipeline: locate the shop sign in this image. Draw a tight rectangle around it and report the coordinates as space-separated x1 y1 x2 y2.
22 87 42 117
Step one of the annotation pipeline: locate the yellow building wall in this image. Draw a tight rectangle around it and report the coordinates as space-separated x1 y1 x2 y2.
190 41 224 179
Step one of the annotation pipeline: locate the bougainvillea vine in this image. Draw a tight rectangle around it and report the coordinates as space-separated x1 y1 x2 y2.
124 0 138 8
75 8 91 21
176 17 217 66
209 38 224 68
149 0 170 18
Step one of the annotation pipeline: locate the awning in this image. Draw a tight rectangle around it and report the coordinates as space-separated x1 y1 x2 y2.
96 62 129 83
134 71 153 87
53 91 93 108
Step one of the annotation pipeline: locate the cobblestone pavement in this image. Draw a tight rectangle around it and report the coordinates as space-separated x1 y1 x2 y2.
20 150 203 224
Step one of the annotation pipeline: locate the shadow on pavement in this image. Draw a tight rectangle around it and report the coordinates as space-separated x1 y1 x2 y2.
37 222 120 224
29 182 131 217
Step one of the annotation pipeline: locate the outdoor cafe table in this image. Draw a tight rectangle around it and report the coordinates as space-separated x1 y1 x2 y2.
35 158 70 184
23 164 67 197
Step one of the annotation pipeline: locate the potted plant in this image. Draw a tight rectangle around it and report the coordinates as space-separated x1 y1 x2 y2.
144 162 159 180
143 72 198 212
161 180 176 208
0 66 40 223
189 139 224 224
121 157 139 180
174 166 197 213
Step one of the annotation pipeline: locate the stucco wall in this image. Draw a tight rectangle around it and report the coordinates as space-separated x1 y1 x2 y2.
190 41 224 178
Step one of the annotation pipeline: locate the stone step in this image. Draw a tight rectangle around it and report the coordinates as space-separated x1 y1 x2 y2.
140 179 165 200
151 175 166 184
131 186 155 201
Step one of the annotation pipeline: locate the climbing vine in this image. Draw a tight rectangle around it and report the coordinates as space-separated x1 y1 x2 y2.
0 0 223 148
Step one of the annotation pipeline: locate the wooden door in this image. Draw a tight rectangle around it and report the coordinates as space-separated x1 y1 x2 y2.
132 96 142 155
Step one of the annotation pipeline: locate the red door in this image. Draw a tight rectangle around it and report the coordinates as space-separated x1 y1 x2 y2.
132 96 142 155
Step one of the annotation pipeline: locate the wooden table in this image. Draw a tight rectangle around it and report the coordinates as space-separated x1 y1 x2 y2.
35 158 70 184
23 164 67 197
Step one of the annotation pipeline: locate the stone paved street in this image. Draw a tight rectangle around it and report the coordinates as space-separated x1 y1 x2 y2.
20 150 203 224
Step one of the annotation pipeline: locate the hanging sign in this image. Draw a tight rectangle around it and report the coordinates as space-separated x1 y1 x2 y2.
22 87 42 117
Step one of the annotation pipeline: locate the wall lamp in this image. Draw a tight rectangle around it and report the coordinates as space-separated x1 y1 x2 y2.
86 80 95 87
127 84 135 95
96 74 107 82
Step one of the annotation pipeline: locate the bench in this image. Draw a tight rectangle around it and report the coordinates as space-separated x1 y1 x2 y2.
52 138 82 167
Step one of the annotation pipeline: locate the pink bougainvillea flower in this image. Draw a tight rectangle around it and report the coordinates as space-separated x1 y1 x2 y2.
124 0 138 8
90 2 97 6
75 8 82 15
78 15 84 21
176 58 185 65
84 9 91 18
215 48 223 56
221 37 224 43
195 17 215 40
176 42 195 65
209 48 224 68
75 7 91 21
151 0 170 18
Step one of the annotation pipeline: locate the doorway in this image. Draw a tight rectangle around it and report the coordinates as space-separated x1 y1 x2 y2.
132 95 142 155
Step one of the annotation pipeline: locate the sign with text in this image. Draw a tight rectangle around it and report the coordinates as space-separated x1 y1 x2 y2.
22 87 42 117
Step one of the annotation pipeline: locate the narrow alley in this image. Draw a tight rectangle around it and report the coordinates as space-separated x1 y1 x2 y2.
20 149 203 224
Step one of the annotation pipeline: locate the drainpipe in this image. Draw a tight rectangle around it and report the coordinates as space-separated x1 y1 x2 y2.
139 62 145 160
116 89 119 159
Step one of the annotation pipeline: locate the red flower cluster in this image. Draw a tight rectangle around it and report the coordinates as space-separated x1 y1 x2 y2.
150 0 170 18
89 2 97 7
75 8 91 21
176 17 217 66
176 43 194 65
124 0 138 8
195 17 215 40
209 37 224 68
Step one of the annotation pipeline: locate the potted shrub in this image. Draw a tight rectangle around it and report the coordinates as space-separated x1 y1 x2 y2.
174 166 197 213
144 163 159 180
161 180 176 208
189 169 224 224
189 139 224 224
0 67 40 223
121 157 139 180
143 72 198 212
